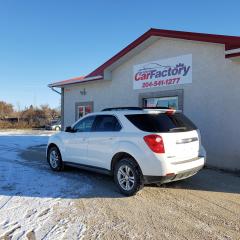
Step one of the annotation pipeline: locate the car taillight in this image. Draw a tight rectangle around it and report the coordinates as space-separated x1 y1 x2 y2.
143 134 165 153
165 109 175 115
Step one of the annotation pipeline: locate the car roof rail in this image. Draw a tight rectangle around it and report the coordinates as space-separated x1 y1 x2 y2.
101 106 178 112
101 107 143 111
143 106 171 110
143 107 182 113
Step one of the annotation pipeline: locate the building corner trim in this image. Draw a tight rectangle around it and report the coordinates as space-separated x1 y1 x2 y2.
61 88 64 130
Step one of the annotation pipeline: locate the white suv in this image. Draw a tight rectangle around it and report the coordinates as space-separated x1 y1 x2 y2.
47 107 206 196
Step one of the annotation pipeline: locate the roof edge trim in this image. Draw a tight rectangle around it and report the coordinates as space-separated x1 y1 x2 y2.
48 75 103 88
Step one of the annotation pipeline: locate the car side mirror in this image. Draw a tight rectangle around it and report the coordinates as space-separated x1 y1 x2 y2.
65 126 74 133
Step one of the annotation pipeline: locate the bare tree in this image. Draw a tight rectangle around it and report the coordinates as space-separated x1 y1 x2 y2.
0 101 14 119
0 101 61 128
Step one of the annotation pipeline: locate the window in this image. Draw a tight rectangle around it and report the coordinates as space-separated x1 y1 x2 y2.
143 96 179 110
73 116 95 132
93 115 122 132
125 113 197 133
77 105 92 119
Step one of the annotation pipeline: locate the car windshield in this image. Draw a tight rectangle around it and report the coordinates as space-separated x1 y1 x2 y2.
125 113 197 133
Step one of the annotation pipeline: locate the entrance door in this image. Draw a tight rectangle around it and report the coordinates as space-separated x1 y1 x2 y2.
143 96 179 109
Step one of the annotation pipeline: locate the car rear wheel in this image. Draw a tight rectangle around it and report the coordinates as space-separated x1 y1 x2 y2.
55 126 60 131
114 158 143 196
47 146 64 171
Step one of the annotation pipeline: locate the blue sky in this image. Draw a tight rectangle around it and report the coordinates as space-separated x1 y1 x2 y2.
0 0 239 109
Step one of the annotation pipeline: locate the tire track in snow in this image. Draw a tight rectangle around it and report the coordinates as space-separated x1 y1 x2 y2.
0 196 13 210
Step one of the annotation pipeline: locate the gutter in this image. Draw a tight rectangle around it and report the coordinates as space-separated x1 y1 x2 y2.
49 86 61 95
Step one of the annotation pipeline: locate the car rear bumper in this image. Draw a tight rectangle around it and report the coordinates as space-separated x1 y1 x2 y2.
143 165 203 184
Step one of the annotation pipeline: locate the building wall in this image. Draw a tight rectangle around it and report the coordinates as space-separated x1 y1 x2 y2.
63 37 240 170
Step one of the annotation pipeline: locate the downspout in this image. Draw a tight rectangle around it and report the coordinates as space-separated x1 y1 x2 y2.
49 86 64 131
50 87 61 95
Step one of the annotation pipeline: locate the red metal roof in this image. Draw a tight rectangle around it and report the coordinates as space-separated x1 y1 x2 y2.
56 76 85 84
49 76 85 87
49 75 104 87
86 28 240 78
50 28 240 87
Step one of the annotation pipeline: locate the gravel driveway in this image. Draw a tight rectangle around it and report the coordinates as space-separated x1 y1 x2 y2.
0 130 239 239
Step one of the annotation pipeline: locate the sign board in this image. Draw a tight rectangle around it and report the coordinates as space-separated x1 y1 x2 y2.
133 54 192 90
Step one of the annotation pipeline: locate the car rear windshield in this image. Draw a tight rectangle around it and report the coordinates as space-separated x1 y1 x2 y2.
125 113 197 133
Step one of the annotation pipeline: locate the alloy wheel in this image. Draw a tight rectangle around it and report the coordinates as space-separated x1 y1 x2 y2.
49 150 59 169
117 165 135 191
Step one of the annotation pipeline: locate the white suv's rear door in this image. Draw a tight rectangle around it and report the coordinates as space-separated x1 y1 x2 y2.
87 115 122 169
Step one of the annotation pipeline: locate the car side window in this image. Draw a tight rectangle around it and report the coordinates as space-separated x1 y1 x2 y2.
73 116 95 132
94 115 122 132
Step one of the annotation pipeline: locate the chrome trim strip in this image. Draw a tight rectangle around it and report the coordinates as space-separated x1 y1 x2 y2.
176 137 198 144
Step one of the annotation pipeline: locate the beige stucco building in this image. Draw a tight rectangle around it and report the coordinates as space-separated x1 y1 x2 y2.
49 28 240 171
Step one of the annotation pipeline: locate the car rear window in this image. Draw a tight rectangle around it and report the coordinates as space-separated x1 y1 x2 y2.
125 113 197 133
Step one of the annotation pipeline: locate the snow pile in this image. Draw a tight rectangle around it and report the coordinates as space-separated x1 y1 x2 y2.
0 132 91 239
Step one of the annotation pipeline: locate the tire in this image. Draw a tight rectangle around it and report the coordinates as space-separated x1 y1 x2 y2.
47 146 64 171
114 158 143 196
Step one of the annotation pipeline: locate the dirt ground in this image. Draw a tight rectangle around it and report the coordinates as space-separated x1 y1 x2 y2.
0 130 240 239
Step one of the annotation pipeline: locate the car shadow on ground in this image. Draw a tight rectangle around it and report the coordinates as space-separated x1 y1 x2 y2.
150 167 240 194
0 144 239 200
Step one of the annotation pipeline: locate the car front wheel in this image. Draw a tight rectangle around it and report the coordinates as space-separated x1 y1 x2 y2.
55 126 60 131
47 146 64 171
114 158 143 196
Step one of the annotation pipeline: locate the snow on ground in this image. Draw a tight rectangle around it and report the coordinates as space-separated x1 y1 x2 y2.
0 131 91 239
0 129 54 136
1 131 239 239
